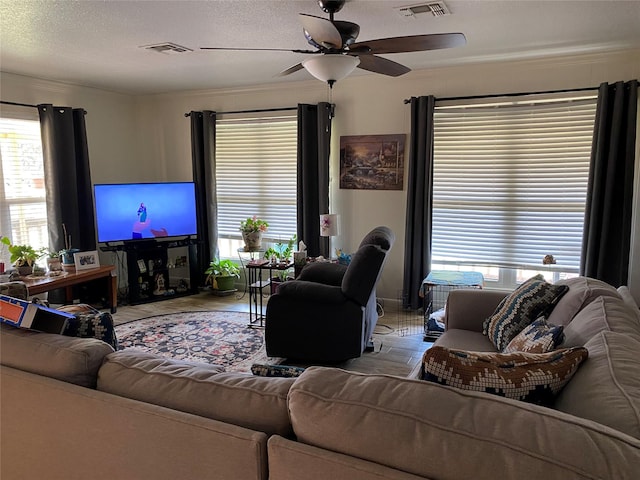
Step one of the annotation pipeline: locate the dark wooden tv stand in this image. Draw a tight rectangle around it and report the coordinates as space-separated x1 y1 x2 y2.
122 239 200 305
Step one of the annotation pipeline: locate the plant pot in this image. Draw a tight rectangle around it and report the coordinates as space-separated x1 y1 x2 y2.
61 248 80 265
214 275 236 291
16 265 33 276
46 257 62 272
242 231 262 251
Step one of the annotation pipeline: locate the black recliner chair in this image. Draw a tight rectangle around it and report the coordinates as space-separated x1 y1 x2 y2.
265 226 395 363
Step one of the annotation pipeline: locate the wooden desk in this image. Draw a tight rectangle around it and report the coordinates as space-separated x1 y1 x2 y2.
20 265 117 313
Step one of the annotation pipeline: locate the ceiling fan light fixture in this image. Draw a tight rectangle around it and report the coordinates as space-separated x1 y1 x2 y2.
302 54 360 84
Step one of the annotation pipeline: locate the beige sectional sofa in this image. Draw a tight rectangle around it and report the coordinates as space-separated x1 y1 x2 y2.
1 276 639 479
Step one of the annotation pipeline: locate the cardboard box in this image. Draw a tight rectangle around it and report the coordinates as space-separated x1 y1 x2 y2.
0 295 74 334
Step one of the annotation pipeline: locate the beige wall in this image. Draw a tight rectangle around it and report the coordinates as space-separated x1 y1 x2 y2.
2 48 639 302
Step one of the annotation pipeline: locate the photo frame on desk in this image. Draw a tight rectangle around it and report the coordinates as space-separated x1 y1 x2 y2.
74 250 100 271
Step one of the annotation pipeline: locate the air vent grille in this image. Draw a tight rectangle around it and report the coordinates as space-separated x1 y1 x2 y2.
395 2 451 18
141 43 193 54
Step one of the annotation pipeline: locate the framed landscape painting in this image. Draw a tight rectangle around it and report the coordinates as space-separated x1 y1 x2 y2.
339 134 406 190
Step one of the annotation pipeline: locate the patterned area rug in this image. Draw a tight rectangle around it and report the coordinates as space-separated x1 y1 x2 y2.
114 311 281 373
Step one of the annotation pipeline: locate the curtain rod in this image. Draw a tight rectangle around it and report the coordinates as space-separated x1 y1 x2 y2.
0 100 87 115
1 100 38 108
185 106 297 117
403 86 599 104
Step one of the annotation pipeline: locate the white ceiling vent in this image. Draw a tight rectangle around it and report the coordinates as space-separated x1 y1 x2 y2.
395 2 451 18
141 43 193 54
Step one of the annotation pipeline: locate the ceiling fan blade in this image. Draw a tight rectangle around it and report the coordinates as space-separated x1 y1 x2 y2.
201 47 317 54
276 63 305 77
299 13 343 49
350 33 466 55
355 54 410 77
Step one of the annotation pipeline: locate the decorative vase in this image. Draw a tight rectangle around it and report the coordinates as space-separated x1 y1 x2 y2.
242 231 263 251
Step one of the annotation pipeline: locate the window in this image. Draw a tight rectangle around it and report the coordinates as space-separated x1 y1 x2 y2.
215 113 298 258
431 92 598 288
0 115 48 263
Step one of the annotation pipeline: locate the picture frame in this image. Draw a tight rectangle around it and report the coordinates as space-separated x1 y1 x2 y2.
339 134 406 190
74 250 100 271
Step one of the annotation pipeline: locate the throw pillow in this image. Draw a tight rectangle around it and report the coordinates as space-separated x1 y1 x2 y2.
251 363 306 378
57 304 119 350
482 274 569 351
421 345 588 405
503 317 564 353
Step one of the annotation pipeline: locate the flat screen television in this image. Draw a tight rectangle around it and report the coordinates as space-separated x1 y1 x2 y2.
94 182 198 243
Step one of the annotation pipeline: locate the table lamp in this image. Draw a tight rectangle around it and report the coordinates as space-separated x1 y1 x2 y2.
320 214 339 257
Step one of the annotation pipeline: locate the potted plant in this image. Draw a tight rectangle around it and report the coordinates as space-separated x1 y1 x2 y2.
45 249 63 273
264 235 296 292
205 258 240 292
264 235 296 265
5 240 46 276
0 235 9 274
239 216 269 251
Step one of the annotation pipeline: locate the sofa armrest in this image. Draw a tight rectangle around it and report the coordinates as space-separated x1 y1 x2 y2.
275 280 346 304
297 262 347 286
445 288 509 332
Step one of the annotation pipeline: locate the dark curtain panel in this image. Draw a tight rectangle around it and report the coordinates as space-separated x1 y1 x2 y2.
581 80 638 287
38 104 95 253
190 110 218 285
402 96 436 309
297 102 333 257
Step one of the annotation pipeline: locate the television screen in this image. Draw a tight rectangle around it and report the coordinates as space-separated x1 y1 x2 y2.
94 182 198 243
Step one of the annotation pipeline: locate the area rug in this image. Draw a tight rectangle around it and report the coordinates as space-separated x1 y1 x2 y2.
114 311 282 373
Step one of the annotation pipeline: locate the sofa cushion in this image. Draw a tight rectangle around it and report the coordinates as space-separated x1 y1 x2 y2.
433 329 497 352
503 318 564 353
0 323 114 388
547 276 621 326
97 349 294 436
483 275 569 351
561 295 640 348
421 345 587 405
555 331 640 439
617 286 640 321
287 367 640 480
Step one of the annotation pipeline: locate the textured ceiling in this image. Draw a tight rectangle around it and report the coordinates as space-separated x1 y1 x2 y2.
1 0 639 95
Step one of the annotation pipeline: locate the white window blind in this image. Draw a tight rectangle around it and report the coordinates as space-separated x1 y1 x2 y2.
0 116 48 259
432 92 598 273
216 113 297 243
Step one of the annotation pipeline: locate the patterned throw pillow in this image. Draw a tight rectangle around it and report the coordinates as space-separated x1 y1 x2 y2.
421 346 588 406
251 363 306 378
503 318 565 354
483 275 569 351
57 304 119 350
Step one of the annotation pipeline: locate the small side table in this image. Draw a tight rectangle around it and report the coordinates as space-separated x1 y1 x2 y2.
246 260 293 328
236 248 265 300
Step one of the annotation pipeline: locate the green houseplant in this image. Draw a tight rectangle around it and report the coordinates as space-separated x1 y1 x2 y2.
0 236 9 274
264 235 296 285
264 235 296 265
1 237 46 276
205 258 240 292
239 216 269 251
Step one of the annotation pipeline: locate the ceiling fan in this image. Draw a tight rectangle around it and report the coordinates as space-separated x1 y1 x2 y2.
201 0 466 87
